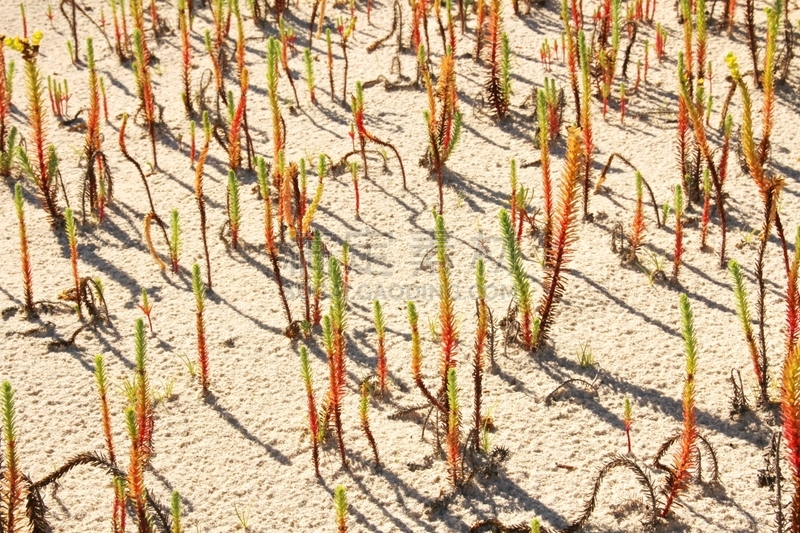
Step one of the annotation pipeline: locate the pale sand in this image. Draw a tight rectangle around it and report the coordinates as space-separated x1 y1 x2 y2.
0 0 798 531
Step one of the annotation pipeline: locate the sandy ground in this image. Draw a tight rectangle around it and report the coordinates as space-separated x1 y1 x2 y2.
1 0 799 531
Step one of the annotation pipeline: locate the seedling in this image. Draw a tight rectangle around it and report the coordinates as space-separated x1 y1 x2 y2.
576 342 595 367
623 398 633 454
138 288 154 333
169 210 181 273
234 503 250 531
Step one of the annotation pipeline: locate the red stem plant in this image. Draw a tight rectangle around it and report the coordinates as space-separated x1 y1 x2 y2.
0 40 10 174
472 259 488 449
374 300 388 393
125 406 150 533
257 157 295 335
500 208 533 349
484 0 508 119
325 256 348 468
267 38 286 194
300 346 320 476
534 126 582 350
434 212 459 410
783 228 800 529
360 380 380 467
192 263 210 393
169 209 181 273
537 89 553 253
334 485 348 533
304 48 316 103
351 81 407 188
311 229 324 325
82 38 113 224
672 185 684 280
279 17 300 107
408 301 446 413
290 161 312 325
14 184 34 315
119 114 171 272
47 76 70 120
475 0 486 58
227 170 241 249
65 208 82 320
446 368 462 486
204 28 226 108
661 294 699 517
11 33 62 225
678 53 728 267
109 0 130 61
100 77 109 121
131 28 158 168
782 342 800 531
338 17 356 105
2 381 23 533
561 0 581 124
195 112 213 288
419 45 462 214
326 29 335 101
700 170 711 248
133 318 154 465
787 226 800 358
95 355 125 533
628 171 646 261
577 31 593 219
178 0 193 116
728 259 768 406
623 398 632 454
